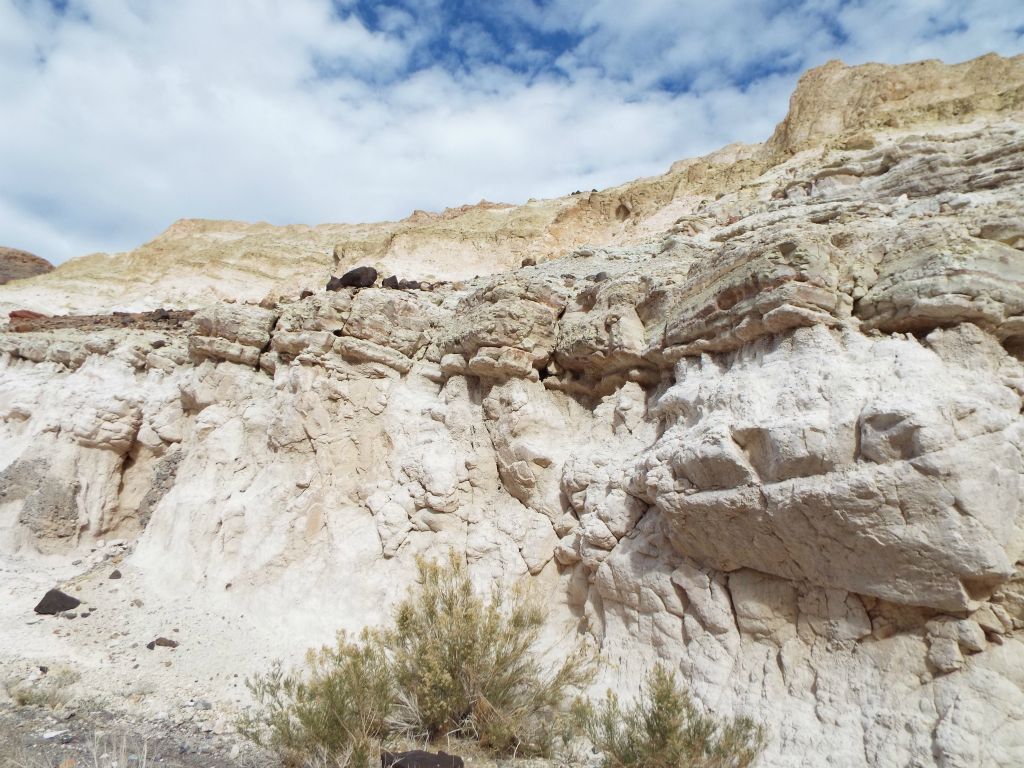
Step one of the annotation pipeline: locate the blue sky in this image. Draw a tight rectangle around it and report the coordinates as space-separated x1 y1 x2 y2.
1 0 1022 263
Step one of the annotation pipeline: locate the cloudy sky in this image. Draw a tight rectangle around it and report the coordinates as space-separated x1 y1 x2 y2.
1 1 1022 263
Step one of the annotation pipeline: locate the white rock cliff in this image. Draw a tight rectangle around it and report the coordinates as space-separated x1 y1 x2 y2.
1 53 1024 767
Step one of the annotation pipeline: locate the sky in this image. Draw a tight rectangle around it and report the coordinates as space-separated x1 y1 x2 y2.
1 1 1022 264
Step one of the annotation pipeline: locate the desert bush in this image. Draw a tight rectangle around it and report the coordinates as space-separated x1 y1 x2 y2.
238 632 394 768
577 664 763 768
240 552 591 765
381 552 591 755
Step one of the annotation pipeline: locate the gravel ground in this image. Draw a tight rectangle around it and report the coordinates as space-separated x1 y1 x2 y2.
0 704 572 768
0 703 276 767
0 538 582 768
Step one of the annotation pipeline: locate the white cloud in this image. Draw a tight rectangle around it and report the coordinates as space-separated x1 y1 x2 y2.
0 0 1020 263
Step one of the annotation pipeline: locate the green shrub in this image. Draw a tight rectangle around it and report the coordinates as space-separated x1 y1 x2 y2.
381 552 592 755
240 552 591 765
577 664 763 768
238 632 393 767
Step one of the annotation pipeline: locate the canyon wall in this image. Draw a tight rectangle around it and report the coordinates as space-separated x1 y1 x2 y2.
2 54 1024 766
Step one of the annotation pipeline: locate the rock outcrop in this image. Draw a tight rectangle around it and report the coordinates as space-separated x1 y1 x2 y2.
1 54 1024 767
0 247 53 285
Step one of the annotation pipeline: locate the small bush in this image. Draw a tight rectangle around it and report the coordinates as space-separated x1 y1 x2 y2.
240 552 591 766
577 664 763 768
381 552 591 755
238 632 393 767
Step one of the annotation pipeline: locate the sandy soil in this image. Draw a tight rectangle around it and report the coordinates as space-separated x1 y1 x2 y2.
0 545 568 768
0 704 274 767
0 542 289 766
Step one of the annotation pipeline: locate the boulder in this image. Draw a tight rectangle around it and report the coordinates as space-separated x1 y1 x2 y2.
381 750 464 768
34 589 80 615
336 266 378 289
191 304 277 348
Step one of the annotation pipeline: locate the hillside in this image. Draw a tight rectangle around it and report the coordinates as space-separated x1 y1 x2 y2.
0 247 52 286
1 52 1021 316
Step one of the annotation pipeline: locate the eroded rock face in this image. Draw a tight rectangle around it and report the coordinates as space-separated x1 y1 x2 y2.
2 56 1024 767
636 325 1023 612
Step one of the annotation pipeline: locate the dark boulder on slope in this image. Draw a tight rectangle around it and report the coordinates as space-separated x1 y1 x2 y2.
381 750 464 768
327 266 378 290
34 589 80 615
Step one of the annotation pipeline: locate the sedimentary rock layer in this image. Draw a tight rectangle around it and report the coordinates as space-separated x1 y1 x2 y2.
2 54 1024 767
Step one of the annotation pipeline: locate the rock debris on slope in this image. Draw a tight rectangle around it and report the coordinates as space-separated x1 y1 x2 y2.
1 53 1024 767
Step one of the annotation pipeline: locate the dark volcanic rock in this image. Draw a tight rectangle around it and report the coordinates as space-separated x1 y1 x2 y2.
34 589 80 615
339 266 378 288
381 750 464 768
146 637 179 650
382 275 399 289
0 247 53 285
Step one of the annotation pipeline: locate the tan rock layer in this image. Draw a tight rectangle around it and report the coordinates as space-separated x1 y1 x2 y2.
2 53 1022 317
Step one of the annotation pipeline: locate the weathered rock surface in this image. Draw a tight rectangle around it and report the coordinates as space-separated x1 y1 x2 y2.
2 55 1024 768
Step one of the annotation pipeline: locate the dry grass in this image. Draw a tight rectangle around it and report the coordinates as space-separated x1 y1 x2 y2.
5 668 80 712
0 740 53 768
86 732 150 768
0 727 149 768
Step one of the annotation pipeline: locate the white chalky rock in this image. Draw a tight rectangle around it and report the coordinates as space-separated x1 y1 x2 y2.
3 55 1024 768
